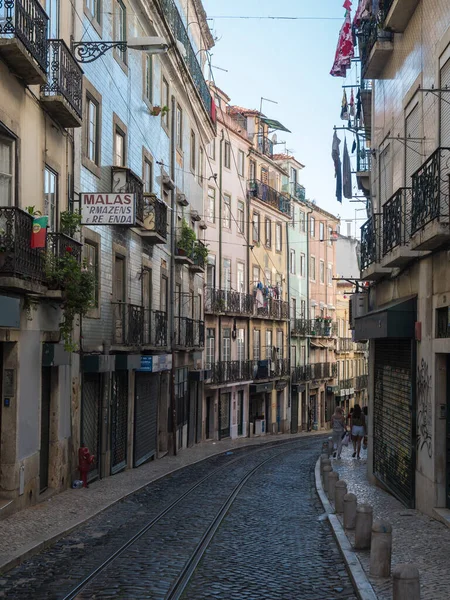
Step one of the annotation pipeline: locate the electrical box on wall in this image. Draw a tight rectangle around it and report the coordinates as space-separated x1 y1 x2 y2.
349 293 368 329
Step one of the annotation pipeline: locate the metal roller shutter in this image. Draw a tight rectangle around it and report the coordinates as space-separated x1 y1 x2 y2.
374 339 415 507
440 58 450 146
134 372 158 467
82 373 102 482
111 371 129 474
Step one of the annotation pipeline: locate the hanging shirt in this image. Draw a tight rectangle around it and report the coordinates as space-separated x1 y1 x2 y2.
332 131 343 203
343 138 353 200
330 9 355 78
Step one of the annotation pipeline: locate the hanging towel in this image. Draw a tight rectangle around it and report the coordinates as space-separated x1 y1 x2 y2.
330 6 355 78
343 138 352 200
332 131 343 203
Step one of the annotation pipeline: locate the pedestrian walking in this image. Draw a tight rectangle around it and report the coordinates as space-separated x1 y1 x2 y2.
331 406 346 459
351 404 365 459
362 405 368 449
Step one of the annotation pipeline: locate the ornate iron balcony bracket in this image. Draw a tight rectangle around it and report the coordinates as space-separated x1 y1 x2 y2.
72 41 128 63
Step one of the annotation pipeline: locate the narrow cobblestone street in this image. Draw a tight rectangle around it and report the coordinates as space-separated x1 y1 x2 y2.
0 437 356 599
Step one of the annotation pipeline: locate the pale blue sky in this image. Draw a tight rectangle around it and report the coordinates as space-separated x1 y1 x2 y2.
202 0 366 235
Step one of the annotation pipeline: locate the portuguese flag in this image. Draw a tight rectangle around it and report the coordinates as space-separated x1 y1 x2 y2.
30 216 48 249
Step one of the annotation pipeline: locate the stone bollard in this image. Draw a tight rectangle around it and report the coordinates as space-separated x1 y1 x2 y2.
393 564 420 600
323 465 333 494
335 480 347 514
320 453 328 467
355 504 373 549
370 520 392 577
328 471 339 502
343 493 357 529
321 458 331 479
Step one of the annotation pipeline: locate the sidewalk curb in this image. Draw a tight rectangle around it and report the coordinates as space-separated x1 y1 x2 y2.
0 432 323 574
314 457 378 600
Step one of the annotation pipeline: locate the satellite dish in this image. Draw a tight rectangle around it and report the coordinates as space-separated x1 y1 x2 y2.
272 133 277 145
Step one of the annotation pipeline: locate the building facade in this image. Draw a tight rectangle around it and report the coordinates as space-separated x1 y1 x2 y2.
354 0 450 514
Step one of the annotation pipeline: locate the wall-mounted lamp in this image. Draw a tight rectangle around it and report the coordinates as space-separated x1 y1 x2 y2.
72 36 170 64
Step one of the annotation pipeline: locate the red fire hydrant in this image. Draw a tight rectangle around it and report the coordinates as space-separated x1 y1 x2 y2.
78 445 95 488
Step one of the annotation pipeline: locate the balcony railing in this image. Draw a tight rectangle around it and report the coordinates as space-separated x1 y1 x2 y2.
291 318 337 337
382 188 412 254
361 213 382 270
436 307 450 338
411 148 450 234
292 362 337 382
143 309 168 347
205 288 254 316
337 337 354 352
208 360 254 384
191 240 206 271
0 207 46 283
256 134 273 159
0 0 49 75
142 194 167 242
255 297 289 320
158 0 212 120
40 39 83 124
355 342 368 352
111 167 144 225
358 18 394 77
291 182 306 201
253 358 290 380
248 179 291 217
355 374 368 389
357 149 371 173
339 378 354 390
112 302 144 346
47 232 82 274
173 316 204 348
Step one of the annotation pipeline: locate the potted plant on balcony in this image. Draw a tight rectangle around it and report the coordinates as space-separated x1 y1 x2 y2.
177 218 196 259
60 210 82 238
192 240 208 266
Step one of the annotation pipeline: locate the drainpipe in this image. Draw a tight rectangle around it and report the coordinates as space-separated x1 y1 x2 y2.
286 219 292 431
218 130 224 370
306 206 313 426
170 93 177 456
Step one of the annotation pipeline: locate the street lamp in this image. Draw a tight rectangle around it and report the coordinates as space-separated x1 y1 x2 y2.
72 36 170 64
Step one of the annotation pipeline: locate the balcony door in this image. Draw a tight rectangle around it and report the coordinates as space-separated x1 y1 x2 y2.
114 255 126 343
44 167 58 232
0 135 14 206
237 328 245 377
142 269 151 344
223 329 231 379
46 0 59 38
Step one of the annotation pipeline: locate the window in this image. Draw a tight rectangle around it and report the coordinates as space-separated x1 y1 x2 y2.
319 222 324 241
224 141 231 169
265 269 271 285
44 167 57 231
114 255 126 301
206 329 215 368
299 210 306 232
85 0 100 24
300 253 305 277
84 241 99 307
161 275 168 313
223 258 231 291
249 159 256 181
237 200 245 233
328 264 333 286
290 249 296 274
265 330 272 360
223 328 231 362
223 193 231 228
162 77 169 129
277 331 283 359
144 54 153 104
310 256 316 281
114 126 126 166
86 96 99 164
143 157 152 193
237 262 245 292
328 226 333 246
265 218 271 247
320 260 325 283
114 0 127 64
252 266 260 287
190 130 196 172
310 216 315 237
300 299 306 318
237 329 245 362
238 150 245 176
275 223 282 252
291 298 297 320
253 329 261 361
208 139 216 160
176 105 182 149
207 187 215 222
0 135 14 206
252 212 260 242
198 147 204 184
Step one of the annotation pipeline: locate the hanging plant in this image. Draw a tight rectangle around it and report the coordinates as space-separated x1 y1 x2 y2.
150 105 162 116
60 210 82 238
160 105 170 117
192 241 209 264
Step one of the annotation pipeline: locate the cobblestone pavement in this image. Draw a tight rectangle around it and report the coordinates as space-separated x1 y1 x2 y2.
1 436 357 599
331 444 450 600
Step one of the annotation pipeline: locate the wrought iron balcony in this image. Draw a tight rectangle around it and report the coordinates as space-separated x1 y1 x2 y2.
382 188 412 255
208 360 254 384
291 318 310 337
205 288 254 316
357 149 371 173
40 40 83 128
112 302 144 346
436 307 450 338
190 241 206 273
355 374 368 389
361 214 382 270
291 365 310 383
173 317 204 349
291 182 306 202
355 342 368 352
0 207 46 287
337 337 354 352
411 148 450 236
255 297 289 320
248 179 291 217
358 18 394 79
141 194 167 243
339 378 354 390
256 134 273 159
0 0 49 84
47 232 82 269
158 0 212 122
253 358 290 380
111 167 144 225
291 362 337 382
310 319 338 337
143 309 168 347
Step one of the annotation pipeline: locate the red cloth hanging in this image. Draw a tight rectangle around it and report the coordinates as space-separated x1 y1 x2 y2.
330 7 355 78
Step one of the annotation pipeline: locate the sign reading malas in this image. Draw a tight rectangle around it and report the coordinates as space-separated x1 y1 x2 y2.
81 193 135 225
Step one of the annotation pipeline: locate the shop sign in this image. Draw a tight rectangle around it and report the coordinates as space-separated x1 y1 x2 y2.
81 193 136 225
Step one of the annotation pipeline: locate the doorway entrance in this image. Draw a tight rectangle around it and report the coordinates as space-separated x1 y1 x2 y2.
40 366 52 492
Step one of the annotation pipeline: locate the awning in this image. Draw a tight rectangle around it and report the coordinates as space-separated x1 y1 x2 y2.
260 117 291 133
310 342 326 349
354 295 417 341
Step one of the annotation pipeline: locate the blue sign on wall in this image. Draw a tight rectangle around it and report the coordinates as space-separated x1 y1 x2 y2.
139 356 153 372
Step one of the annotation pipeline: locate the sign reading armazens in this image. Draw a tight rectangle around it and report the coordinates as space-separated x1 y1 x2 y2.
81 193 136 225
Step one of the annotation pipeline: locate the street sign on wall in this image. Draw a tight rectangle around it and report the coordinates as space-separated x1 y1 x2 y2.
81 193 136 225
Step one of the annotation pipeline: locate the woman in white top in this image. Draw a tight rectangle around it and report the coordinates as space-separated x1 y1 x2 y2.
331 406 346 459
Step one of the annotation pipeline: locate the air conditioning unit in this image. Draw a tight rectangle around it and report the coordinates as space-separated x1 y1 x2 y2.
349 293 368 329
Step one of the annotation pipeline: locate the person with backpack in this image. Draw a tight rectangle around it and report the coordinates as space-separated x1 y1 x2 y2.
351 403 366 460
